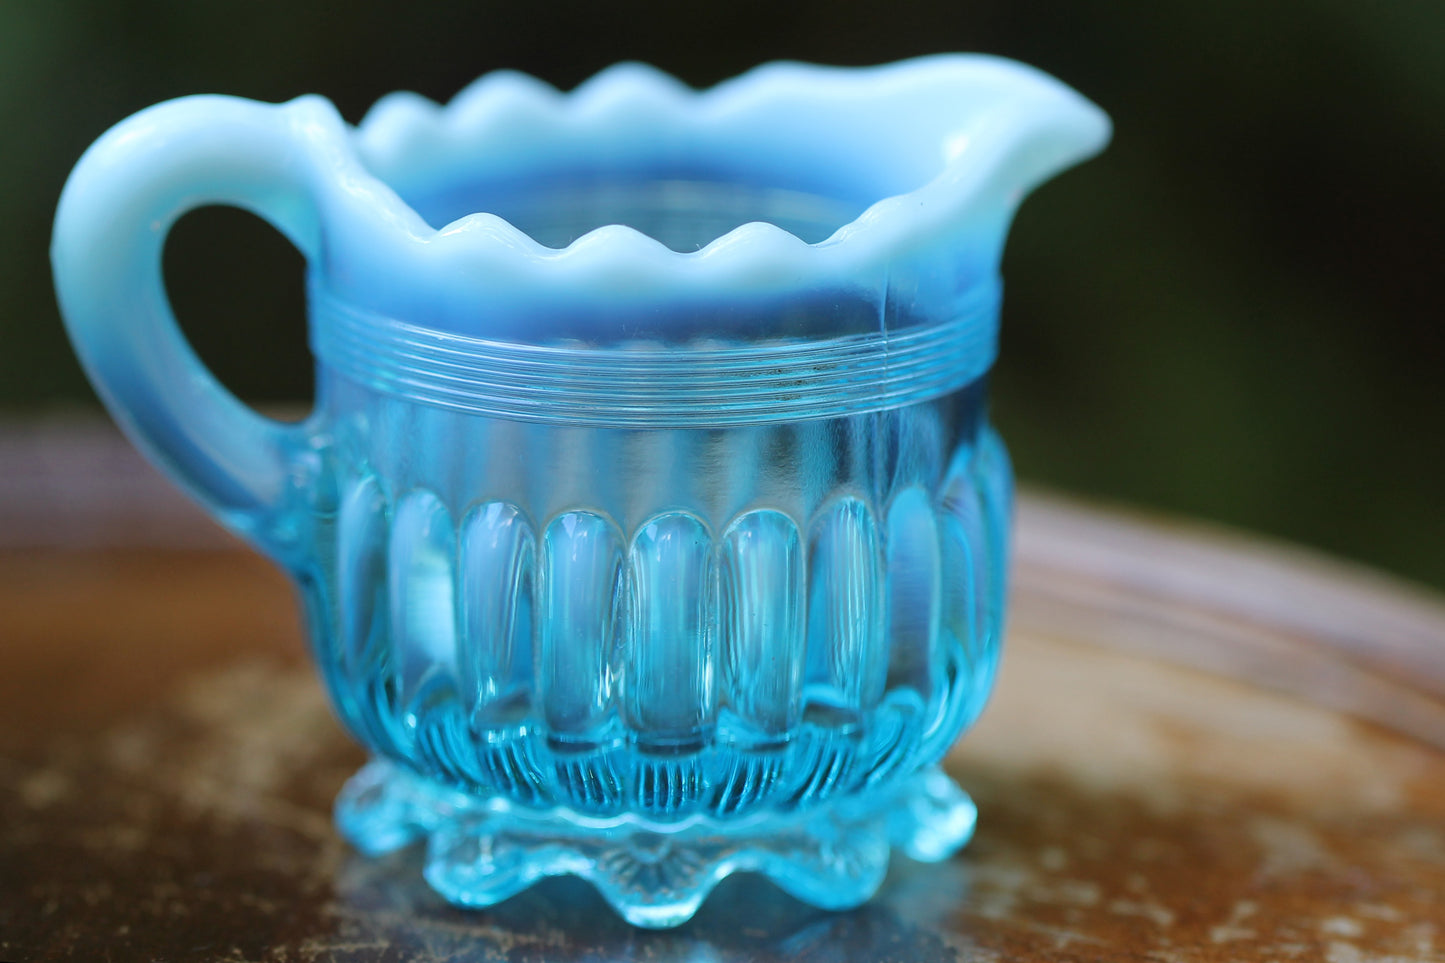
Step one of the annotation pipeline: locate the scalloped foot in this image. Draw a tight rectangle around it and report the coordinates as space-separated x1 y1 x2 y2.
335 758 976 928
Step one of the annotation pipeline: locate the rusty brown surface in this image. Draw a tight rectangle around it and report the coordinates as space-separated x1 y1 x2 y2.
2 425 1445 961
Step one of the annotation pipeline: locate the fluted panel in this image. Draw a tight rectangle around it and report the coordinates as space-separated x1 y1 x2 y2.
539 511 623 744
388 490 458 713
885 486 942 697
805 496 887 725
976 428 1013 624
719 509 804 739
459 501 535 729
940 474 986 672
338 475 389 678
936 432 1011 742
623 512 715 749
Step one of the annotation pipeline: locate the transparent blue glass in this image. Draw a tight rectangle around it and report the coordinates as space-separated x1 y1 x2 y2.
51 56 1108 927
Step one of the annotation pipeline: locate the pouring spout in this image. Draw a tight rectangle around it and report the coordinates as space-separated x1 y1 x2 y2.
938 56 1112 212
817 55 1112 276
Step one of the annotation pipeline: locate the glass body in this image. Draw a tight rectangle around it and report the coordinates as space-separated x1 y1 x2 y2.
306 362 1010 823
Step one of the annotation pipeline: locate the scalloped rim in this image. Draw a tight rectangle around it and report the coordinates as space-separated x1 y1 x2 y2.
290 55 1110 303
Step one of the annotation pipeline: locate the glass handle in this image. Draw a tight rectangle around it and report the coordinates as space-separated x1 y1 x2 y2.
52 94 327 558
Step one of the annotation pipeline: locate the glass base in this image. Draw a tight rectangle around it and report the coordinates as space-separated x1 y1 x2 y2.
335 758 976 928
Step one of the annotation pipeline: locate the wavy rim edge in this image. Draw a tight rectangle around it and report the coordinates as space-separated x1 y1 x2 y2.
283 54 1110 290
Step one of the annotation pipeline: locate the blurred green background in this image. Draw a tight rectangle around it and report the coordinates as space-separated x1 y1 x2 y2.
3 1 1441 589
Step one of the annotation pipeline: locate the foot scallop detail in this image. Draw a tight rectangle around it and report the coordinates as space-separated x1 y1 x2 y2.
335 757 978 928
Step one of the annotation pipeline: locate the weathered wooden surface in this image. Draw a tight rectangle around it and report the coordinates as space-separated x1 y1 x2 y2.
2 422 1444 962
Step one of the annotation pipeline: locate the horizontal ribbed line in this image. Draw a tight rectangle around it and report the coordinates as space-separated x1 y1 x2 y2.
322 322 955 384
318 311 978 389
310 286 998 427
316 333 965 400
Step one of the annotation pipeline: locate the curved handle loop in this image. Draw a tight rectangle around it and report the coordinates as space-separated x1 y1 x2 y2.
52 95 331 557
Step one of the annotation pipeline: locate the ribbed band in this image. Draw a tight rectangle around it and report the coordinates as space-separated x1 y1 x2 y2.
310 285 998 428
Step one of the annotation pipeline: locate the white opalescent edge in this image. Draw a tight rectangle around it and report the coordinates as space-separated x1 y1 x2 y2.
285 55 1109 304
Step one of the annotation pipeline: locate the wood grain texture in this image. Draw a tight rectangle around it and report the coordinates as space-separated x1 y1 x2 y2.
2 421 1443 962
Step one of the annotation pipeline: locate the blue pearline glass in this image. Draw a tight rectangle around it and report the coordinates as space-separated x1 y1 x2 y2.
51 55 1109 927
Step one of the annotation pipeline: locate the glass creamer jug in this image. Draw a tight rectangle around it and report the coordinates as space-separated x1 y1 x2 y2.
52 56 1108 927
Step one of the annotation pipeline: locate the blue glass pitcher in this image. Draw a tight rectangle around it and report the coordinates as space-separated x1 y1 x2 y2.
52 56 1108 927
